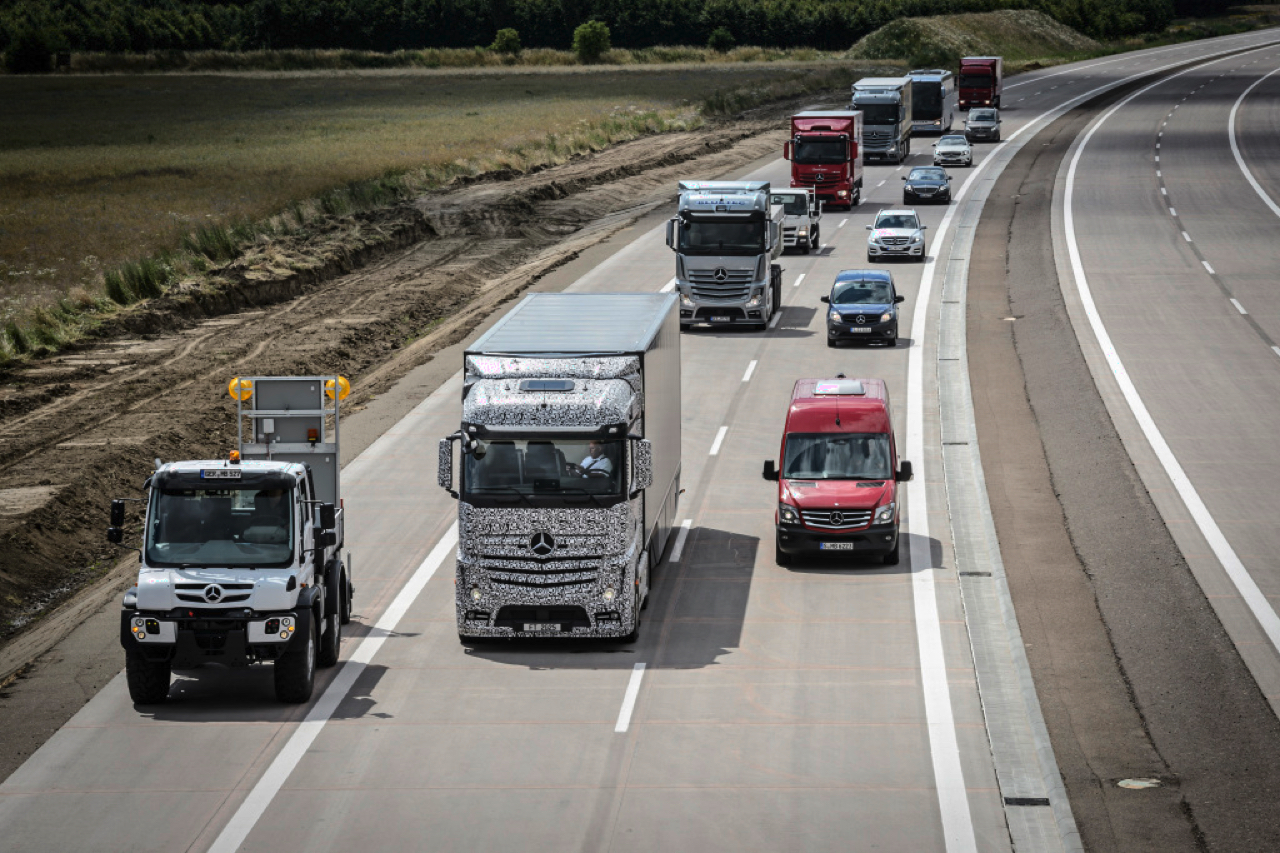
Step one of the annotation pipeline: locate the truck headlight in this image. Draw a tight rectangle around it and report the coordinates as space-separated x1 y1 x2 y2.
746 292 762 308
778 503 800 524
797 228 808 236
680 293 694 308
837 190 849 197
875 502 896 524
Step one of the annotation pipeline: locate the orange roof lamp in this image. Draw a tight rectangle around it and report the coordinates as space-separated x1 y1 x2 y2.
228 449 241 464
228 377 254 401
325 376 351 401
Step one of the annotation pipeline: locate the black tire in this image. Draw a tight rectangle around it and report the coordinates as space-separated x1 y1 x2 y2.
619 608 641 644
883 537 901 565
274 609 316 704
887 336 898 347
776 535 792 566
340 570 353 626
318 608 340 669
827 338 837 348
867 253 874 263
125 648 171 705
802 241 811 255
772 281 781 314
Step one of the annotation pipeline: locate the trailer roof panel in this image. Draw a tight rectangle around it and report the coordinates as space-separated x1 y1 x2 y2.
467 293 675 354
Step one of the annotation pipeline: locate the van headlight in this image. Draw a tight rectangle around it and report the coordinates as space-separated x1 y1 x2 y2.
874 502 896 524
778 503 800 524
880 312 893 322
829 310 842 323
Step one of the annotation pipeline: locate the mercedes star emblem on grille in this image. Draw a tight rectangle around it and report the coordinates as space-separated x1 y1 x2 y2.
855 315 867 325
203 584 224 603
829 511 844 526
529 532 556 557
713 267 729 281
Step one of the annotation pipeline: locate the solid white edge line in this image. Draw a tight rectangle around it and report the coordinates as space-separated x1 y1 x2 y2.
1203 260 1216 274
1063 52 1280 662
1228 65 1280 219
207 523 460 853
742 360 758 382
708 425 728 456
660 278 676 293
669 519 692 563
614 663 646 732
793 273 806 288
1231 298 1247 314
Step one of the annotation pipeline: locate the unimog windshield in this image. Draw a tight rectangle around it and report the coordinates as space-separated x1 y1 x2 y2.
146 486 294 568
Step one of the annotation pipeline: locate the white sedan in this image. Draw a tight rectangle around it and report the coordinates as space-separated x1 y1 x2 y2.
933 134 973 168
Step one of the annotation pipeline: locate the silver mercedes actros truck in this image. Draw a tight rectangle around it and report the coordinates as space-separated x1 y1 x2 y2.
438 292 681 642
667 180 784 330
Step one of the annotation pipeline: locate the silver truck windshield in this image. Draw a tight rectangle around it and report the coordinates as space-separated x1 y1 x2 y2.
857 103 899 124
792 139 846 164
146 487 294 568
464 438 624 499
783 434 892 480
677 220 764 255
771 194 808 215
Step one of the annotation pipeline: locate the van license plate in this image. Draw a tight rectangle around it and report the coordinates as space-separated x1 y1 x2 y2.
524 623 560 632
710 315 731 322
820 542 856 550
848 328 872 333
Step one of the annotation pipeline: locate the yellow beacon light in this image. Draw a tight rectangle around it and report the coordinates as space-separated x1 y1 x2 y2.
228 377 254 401
325 376 351 402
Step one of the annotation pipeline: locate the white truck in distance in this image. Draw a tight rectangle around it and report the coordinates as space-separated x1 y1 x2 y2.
111 375 354 705
771 188 822 254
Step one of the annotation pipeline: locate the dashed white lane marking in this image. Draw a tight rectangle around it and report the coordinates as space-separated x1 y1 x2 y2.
793 273 806 288
839 218 848 228
877 180 887 187
1203 260 1216 274
1155 155 1161 162
1161 188 1168 195
742 360 757 382
709 425 728 455
614 664 646 733
1272 346 1280 359
1018 97 1025 102
1157 170 1163 178
660 278 675 293
1182 231 1193 242
669 519 692 563
1169 207 1176 216
1156 143 1161 149
208 522 460 853
1231 299 1248 314
768 310 783 330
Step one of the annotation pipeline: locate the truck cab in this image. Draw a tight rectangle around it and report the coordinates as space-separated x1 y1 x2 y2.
784 110 863 210
852 77 913 164
667 180 784 330
771 188 822 254
111 376 353 705
762 377 912 565
959 56 1003 110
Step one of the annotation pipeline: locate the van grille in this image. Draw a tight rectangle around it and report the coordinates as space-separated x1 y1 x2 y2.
802 508 873 529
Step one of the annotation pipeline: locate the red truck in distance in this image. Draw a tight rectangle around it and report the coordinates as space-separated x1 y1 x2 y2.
958 56 1003 109
784 111 864 210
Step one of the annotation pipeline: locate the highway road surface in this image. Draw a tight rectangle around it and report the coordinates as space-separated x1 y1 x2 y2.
4 27 1280 853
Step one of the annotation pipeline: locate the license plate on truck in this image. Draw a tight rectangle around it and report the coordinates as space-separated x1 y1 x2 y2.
820 542 856 550
524 623 561 632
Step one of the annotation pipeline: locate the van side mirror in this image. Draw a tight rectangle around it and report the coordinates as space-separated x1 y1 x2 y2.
438 436 459 498
894 295 905 304
107 527 124 545
631 438 653 496
896 461 914 482
762 460 779 481
900 176 907 181
820 295 830 304
865 224 873 231
318 502 336 530
665 219 675 249
110 499 126 527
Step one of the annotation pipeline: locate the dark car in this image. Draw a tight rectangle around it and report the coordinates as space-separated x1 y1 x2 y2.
901 167 952 204
965 107 1002 142
822 269 905 347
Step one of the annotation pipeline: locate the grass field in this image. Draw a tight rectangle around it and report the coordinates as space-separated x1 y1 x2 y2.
0 60 864 347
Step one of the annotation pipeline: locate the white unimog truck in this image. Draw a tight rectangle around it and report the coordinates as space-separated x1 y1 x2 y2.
110 375 354 704
438 293 681 643
771 187 822 254
667 180 784 330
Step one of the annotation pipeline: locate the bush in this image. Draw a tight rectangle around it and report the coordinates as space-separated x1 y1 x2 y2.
4 28 57 74
490 28 521 55
708 27 736 53
572 20 610 64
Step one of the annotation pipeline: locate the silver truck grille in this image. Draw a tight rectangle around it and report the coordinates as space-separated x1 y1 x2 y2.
802 508 873 529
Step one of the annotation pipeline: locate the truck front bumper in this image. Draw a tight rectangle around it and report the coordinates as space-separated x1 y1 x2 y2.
776 520 899 558
456 557 639 639
121 610 300 667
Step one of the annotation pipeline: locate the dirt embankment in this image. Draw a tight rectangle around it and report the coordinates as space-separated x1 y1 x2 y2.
0 119 785 644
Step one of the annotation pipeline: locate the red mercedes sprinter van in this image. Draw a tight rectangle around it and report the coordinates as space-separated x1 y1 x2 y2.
762 376 912 565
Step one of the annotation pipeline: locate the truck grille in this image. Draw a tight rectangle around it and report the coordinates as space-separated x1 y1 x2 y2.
690 283 751 302
175 582 254 604
802 508 873 529
476 534 607 559
480 558 599 588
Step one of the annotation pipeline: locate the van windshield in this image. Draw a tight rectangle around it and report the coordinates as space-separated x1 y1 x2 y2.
783 434 891 480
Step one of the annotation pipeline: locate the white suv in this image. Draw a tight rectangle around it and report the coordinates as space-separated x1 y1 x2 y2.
866 209 927 262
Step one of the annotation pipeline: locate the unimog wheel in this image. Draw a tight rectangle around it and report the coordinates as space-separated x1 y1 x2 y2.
274 609 316 704
318 566 343 668
125 647 171 705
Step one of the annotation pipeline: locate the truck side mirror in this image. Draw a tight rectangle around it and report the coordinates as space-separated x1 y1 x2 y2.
110 499 126 527
896 461 914 482
107 527 124 545
631 438 653 496
438 437 458 498
783 141 792 160
318 502 336 530
315 530 337 549
762 460 779 481
665 219 675 249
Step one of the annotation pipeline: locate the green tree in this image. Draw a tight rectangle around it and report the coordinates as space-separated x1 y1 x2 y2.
5 28 56 74
572 19 610 63
490 27 521 54
707 25 735 52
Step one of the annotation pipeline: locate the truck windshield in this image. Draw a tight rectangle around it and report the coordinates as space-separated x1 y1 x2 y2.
912 82 944 119
792 139 846 164
677 220 764 255
146 487 294 568
464 438 624 499
959 74 992 89
856 103 899 125
771 194 808 215
783 434 892 480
